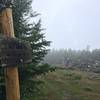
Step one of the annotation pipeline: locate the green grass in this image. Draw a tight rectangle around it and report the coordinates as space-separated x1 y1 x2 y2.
34 69 100 100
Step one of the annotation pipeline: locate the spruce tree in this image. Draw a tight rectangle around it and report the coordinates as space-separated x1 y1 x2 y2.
13 0 52 99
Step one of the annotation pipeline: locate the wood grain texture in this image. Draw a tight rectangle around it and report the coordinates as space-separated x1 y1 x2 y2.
0 8 14 37
0 8 20 100
5 67 20 100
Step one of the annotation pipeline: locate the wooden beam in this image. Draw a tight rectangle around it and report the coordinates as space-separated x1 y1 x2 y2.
0 8 20 100
0 8 14 37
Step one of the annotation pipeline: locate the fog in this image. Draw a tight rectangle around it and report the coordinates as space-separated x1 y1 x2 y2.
32 0 100 50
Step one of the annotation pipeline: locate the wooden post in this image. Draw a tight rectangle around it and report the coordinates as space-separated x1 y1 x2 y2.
0 8 20 100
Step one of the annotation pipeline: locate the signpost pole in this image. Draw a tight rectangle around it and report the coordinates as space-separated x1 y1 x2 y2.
0 5 20 100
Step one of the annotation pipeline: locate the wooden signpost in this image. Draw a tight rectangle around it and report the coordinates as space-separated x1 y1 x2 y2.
0 1 20 100
0 1 32 100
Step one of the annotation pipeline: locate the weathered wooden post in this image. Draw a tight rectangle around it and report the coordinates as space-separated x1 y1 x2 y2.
0 1 32 100
0 1 20 100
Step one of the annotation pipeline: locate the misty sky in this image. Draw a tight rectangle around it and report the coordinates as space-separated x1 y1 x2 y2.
32 0 100 50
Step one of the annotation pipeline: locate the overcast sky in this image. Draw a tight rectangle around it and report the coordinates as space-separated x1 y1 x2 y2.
32 0 100 50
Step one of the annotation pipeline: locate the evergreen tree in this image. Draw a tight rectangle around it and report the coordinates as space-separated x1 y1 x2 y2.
13 0 52 99
12 0 50 62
